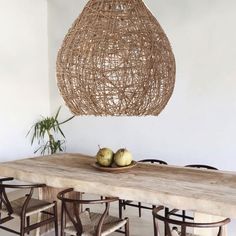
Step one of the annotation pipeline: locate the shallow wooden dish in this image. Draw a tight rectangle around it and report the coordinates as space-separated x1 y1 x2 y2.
92 161 137 172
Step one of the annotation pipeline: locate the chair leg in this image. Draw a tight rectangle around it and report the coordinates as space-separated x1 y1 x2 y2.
26 216 30 235
125 217 129 236
182 210 186 222
20 216 25 236
152 205 157 236
61 202 65 236
217 226 223 236
164 207 169 236
54 201 59 236
105 202 110 216
138 202 142 217
123 200 126 210
20 230 25 236
119 200 123 219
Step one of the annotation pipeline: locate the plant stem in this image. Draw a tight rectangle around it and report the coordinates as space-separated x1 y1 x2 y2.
47 130 56 154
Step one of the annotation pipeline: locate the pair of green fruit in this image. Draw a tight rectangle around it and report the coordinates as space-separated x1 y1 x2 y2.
96 148 133 167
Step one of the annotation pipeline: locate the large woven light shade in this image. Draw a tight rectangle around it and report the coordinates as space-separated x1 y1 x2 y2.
57 0 176 116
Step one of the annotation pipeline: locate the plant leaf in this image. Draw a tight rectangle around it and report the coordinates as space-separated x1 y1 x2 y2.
54 106 61 120
59 115 75 125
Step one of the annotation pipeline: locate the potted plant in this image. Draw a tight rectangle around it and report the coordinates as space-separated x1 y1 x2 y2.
27 107 74 155
27 107 76 235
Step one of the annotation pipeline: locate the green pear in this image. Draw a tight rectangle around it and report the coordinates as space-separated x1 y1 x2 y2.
96 148 114 167
114 149 132 167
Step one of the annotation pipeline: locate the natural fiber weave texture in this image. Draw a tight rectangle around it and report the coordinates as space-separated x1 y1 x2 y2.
57 0 176 116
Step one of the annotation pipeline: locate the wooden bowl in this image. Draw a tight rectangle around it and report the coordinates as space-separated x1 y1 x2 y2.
91 161 137 173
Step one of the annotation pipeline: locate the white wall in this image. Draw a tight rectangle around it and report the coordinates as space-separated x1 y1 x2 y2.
48 0 236 170
0 0 50 161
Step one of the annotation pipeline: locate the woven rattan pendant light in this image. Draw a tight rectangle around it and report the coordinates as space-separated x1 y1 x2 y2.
57 0 176 116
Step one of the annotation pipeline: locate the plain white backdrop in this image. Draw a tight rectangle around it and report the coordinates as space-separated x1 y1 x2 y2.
0 0 49 161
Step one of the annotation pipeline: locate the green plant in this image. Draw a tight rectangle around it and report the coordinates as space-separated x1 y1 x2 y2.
27 107 74 155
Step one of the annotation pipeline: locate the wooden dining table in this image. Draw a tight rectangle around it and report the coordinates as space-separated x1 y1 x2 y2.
0 153 236 235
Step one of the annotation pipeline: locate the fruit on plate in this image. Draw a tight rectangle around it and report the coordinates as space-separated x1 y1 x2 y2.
96 148 114 167
114 148 132 167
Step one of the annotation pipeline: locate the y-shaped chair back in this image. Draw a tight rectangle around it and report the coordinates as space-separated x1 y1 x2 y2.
185 164 218 170
58 188 129 236
153 206 230 236
139 159 168 165
0 178 58 236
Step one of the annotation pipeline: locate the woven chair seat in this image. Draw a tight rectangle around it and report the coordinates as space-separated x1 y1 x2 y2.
64 211 127 236
2 197 55 217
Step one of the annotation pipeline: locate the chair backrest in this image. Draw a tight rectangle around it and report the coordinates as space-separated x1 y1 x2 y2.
0 177 46 218
185 164 218 170
153 206 230 236
139 159 168 165
57 188 119 236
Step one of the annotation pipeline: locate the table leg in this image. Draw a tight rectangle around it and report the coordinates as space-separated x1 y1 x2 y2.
35 212 42 236
38 186 81 235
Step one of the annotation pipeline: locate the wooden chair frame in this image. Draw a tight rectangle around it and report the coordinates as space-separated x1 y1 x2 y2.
58 188 129 236
0 177 58 236
153 206 230 236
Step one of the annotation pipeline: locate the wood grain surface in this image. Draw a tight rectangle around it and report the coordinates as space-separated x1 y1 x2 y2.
0 153 236 218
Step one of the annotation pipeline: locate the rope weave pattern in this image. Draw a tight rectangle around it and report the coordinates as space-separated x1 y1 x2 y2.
57 0 176 116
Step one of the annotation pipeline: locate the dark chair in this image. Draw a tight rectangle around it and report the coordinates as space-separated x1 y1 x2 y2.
0 177 58 236
57 188 129 236
167 164 218 223
119 159 168 218
153 205 230 236
185 164 218 170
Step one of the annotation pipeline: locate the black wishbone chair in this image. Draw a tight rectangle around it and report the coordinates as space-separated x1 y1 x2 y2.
153 206 230 236
0 177 58 236
57 188 129 236
119 159 168 218
185 164 218 170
